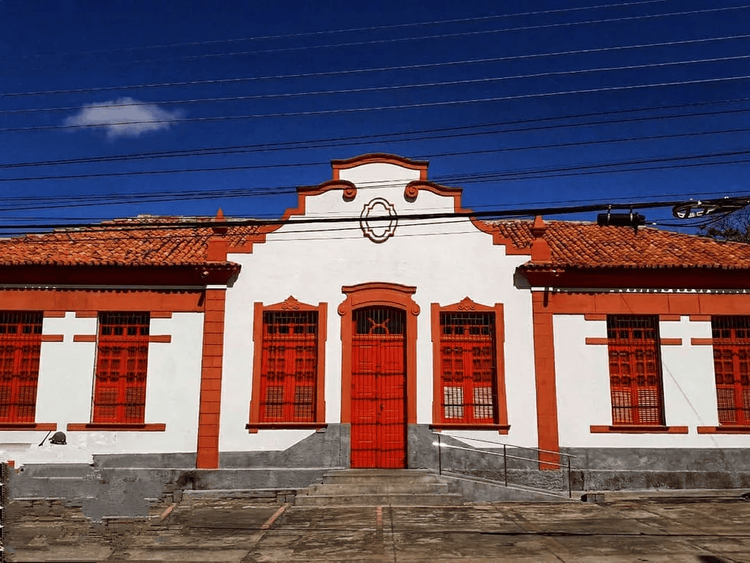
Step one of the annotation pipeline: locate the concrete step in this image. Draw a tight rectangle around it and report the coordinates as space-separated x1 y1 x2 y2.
295 492 464 507
306 481 449 495
321 469 439 485
296 469 465 506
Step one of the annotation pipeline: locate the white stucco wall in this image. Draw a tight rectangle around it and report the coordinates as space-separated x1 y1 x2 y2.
219 162 538 453
0 312 204 465
554 313 749 448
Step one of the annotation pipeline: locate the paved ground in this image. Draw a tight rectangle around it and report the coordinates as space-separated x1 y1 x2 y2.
6 494 750 562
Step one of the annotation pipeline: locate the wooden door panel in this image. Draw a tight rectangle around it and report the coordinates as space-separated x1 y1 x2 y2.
350 307 406 469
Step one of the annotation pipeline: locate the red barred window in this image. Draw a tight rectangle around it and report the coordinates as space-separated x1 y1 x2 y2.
711 317 750 426
607 315 664 426
0 312 43 423
438 312 498 424
93 312 150 424
258 311 319 423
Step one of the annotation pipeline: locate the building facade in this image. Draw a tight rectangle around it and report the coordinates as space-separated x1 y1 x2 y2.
1 154 749 512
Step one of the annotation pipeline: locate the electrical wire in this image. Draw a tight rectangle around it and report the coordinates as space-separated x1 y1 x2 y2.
7 53 750 115
2 0 669 61
6 4 747 72
5 32 750 99
5 97 750 170
4 74 750 134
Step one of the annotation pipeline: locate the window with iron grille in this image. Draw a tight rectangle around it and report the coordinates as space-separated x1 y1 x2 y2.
0 312 43 423
711 316 750 426
438 312 498 424
606 315 664 426
93 312 150 424
258 311 319 423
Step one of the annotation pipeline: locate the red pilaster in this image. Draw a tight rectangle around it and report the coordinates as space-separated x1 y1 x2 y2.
532 292 560 469
196 288 227 469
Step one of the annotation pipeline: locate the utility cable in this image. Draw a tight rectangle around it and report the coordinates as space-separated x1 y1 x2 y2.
5 4 747 73
5 32 749 99
4 74 749 134
6 53 750 115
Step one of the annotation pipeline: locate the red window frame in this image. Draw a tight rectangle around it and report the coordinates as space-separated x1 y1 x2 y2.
248 298 327 430
0 312 43 423
606 315 665 426
431 299 508 431
92 312 150 424
711 316 750 426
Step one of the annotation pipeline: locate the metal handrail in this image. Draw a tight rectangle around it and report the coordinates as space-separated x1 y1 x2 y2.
449 435 576 458
434 434 574 498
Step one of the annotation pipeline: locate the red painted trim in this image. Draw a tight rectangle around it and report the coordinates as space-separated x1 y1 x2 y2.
690 315 712 322
246 423 328 431
531 292 560 469
0 423 57 431
0 265 238 286
529 291 750 316
402 181 531 256
522 268 750 290
660 338 683 346
148 335 172 343
76 311 98 318
332 153 429 180
585 337 609 346
660 315 682 321
339 282 420 425
151 312 174 319
691 337 714 346
41 334 64 343
430 298 508 428
299 180 357 201
429 423 510 434
67 423 165 431
0 290 203 313
584 314 607 321
248 297 328 428
73 334 96 343
196 288 227 469
43 311 66 318
590 425 689 434
697 425 750 434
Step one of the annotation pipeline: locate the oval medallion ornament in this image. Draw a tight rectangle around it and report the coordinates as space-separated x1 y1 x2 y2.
360 198 398 243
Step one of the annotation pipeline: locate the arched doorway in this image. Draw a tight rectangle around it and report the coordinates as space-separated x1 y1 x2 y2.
339 283 419 469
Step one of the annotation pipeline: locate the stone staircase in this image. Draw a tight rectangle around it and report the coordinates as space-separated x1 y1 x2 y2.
295 469 464 506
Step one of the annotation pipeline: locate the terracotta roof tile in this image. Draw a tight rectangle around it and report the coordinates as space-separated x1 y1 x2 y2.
0 216 261 267
0 215 748 271
488 220 750 269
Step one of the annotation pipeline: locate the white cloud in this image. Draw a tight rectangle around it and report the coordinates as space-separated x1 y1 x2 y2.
63 97 184 139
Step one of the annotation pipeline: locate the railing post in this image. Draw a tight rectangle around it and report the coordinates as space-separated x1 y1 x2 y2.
567 456 572 498
437 433 442 475
503 444 507 487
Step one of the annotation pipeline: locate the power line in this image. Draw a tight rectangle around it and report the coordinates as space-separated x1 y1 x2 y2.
2 147 749 189
2 0 669 62
6 97 750 169
7 53 750 115
6 32 749 99
6 5 746 73
4 74 750 134
0 196 735 233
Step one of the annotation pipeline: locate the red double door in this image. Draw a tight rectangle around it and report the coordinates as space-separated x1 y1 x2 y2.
350 306 407 468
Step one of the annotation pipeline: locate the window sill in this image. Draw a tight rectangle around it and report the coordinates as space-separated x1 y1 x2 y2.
697 425 750 434
246 422 328 433
430 423 510 434
590 425 688 434
67 423 166 432
0 423 57 431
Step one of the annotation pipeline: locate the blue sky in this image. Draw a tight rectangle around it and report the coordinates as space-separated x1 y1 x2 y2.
1 0 749 232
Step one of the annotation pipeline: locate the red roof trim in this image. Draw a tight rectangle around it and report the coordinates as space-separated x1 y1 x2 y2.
331 153 429 180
